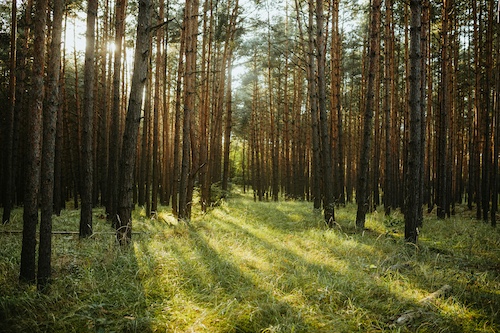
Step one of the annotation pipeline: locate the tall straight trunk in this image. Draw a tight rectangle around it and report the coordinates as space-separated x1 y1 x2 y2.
161 23 172 206
12 0 33 211
419 0 429 225
171 19 186 217
383 0 395 215
282 6 291 198
80 0 98 238
303 0 321 209
222 0 238 193
222 54 233 192
20 0 48 283
356 0 381 229
72 24 82 209
473 0 482 219
151 0 164 215
54 17 66 216
405 0 422 244
492 59 499 228
2 0 17 224
107 0 127 223
178 0 199 220
481 0 494 222
116 0 151 245
38 0 64 288
316 0 335 224
145 53 153 217
55 12 68 215
199 0 212 211
330 0 344 205
436 0 451 219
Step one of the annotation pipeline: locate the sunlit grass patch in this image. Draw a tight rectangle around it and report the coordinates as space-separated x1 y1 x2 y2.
1 194 499 332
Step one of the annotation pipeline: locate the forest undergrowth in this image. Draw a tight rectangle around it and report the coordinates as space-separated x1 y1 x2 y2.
1 189 499 332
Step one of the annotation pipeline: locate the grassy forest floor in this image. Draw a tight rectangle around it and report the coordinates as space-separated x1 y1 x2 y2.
1 189 499 332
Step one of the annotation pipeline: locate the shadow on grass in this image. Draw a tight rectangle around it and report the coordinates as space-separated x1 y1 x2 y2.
208 200 487 332
132 207 431 331
0 210 152 333
173 226 316 332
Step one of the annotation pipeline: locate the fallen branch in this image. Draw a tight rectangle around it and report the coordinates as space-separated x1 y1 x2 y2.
393 284 452 326
420 284 452 305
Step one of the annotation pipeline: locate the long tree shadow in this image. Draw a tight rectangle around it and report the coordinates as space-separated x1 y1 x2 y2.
0 211 152 333
213 202 477 331
175 225 317 332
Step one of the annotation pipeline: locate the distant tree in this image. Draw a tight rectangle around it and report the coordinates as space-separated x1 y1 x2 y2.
116 0 151 245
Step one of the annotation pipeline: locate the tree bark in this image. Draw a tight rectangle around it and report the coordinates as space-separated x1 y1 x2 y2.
178 0 199 220
436 0 451 219
38 0 64 288
383 0 395 215
107 0 127 224
80 0 98 238
20 0 48 283
356 0 381 230
116 0 151 245
2 0 17 225
316 0 335 224
404 0 422 244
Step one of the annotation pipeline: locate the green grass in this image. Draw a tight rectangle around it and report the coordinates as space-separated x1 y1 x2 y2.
1 190 499 332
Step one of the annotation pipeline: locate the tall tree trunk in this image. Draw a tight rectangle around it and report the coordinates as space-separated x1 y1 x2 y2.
481 0 494 222
222 54 233 192
151 0 165 216
20 0 48 283
178 0 199 220
303 0 321 209
53 19 65 216
404 0 422 244
356 0 381 229
80 0 98 238
199 0 212 211
436 0 451 219
97 0 110 208
383 0 395 215
171 20 186 217
2 0 17 224
316 0 335 224
222 0 238 194
107 0 127 223
116 0 151 245
38 0 64 288
492 56 499 228
330 0 344 206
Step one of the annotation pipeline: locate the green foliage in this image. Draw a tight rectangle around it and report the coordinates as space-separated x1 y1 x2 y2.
1 195 499 332
210 182 231 206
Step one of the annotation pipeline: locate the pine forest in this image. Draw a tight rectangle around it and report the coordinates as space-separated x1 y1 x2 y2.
0 0 499 332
